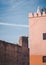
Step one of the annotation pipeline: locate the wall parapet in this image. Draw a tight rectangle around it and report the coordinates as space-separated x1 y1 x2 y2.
28 11 46 18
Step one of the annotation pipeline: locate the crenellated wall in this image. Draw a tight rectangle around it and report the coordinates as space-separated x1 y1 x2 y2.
29 10 46 65
29 11 46 18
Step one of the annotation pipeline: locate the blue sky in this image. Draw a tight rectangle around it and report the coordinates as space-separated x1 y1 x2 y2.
0 0 46 43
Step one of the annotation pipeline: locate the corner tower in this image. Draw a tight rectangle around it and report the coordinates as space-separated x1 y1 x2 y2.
29 8 46 65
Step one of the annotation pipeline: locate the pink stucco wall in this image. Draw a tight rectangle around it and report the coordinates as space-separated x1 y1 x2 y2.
29 12 46 55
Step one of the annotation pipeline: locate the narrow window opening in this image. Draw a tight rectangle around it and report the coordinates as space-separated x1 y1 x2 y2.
43 56 46 62
43 33 46 40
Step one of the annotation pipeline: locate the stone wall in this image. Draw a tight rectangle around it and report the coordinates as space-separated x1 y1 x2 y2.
0 36 29 65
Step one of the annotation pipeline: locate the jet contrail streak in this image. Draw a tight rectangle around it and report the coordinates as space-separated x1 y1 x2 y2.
0 22 28 28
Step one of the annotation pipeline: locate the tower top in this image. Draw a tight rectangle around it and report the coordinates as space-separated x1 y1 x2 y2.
28 7 46 18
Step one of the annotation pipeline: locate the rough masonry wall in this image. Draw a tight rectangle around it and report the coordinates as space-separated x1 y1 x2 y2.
0 37 29 65
0 41 18 65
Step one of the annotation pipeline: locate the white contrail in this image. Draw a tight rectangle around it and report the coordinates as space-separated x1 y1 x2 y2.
0 22 28 28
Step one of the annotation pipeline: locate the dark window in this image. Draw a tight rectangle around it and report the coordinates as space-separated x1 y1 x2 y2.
43 56 46 62
43 33 46 40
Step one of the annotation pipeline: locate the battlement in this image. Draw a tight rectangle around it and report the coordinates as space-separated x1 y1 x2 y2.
28 11 46 18
29 7 46 18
